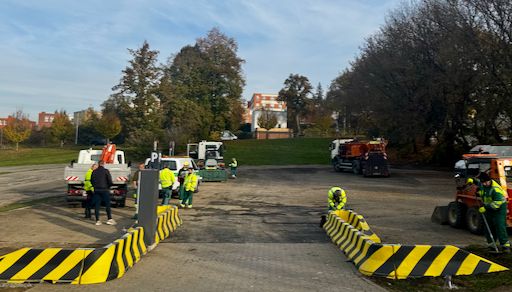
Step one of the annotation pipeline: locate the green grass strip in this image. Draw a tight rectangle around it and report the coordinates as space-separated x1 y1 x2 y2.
0 147 80 167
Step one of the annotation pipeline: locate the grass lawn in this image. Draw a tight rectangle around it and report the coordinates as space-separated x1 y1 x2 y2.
0 147 80 167
0 138 334 167
222 137 332 165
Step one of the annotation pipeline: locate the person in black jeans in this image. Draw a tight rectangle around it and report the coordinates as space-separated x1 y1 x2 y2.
91 160 116 226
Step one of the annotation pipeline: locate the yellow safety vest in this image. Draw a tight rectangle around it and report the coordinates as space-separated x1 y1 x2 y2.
160 168 176 188
84 169 94 192
328 187 347 210
184 172 198 192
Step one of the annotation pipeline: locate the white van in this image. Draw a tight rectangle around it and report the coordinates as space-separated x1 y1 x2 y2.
144 156 202 193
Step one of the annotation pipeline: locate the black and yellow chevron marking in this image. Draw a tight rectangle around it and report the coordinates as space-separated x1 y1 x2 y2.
155 205 182 244
0 227 146 284
0 248 90 284
79 226 146 284
324 210 380 243
0 205 182 285
324 211 509 279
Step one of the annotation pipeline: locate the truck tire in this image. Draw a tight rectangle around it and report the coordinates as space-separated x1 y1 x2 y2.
352 161 361 175
117 198 126 208
332 158 342 172
466 207 484 235
447 201 465 228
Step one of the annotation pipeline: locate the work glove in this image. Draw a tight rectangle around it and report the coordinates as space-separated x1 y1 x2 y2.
479 206 486 213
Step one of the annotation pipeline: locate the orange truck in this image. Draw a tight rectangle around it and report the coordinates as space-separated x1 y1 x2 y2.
330 138 390 177
432 145 512 234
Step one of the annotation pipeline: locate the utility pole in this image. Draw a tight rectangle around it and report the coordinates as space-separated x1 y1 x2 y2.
74 112 80 145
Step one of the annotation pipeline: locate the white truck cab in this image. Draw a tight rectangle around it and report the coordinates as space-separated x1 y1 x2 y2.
64 147 131 207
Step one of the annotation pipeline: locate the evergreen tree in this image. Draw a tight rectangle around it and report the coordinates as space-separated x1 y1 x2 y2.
104 41 162 142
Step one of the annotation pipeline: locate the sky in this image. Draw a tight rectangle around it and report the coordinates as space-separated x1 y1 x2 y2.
0 0 402 120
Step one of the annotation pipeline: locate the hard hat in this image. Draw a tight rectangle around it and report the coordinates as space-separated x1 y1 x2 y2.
184 161 190 166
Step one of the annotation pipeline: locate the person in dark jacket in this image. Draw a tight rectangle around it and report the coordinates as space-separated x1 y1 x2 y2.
91 160 116 226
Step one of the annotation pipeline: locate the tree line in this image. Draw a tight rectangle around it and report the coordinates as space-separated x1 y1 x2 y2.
4 1 511 164
325 0 512 162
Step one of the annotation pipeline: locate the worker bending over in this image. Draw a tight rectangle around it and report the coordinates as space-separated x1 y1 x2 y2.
328 186 347 211
468 172 510 253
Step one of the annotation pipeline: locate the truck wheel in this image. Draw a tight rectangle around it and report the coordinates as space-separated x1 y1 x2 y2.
466 208 484 234
118 199 126 208
332 158 341 172
352 161 361 175
447 201 465 228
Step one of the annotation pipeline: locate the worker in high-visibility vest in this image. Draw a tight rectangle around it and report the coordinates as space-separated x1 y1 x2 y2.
180 166 198 208
228 158 238 178
328 186 347 211
177 162 190 204
160 163 176 205
83 163 97 219
468 172 510 253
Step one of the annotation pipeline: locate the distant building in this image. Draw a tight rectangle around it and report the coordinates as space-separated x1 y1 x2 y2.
0 118 7 129
248 93 292 139
38 112 55 129
73 108 98 126
0 116 36 130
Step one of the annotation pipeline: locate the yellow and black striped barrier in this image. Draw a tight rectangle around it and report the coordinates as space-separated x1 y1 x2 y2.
323 210 508 279
0 205 183 284
0 227 146 284
155 205 182 244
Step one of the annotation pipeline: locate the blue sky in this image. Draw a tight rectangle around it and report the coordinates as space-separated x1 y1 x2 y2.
0 0 401 120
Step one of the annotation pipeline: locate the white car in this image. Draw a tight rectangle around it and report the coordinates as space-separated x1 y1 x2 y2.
220 130 238 141
144 156 202 193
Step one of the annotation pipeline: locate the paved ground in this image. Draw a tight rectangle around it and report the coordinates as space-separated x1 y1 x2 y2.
0 164 499 291
0 164 64 208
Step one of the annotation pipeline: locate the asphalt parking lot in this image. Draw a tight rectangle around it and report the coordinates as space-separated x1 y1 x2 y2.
0 164 489 291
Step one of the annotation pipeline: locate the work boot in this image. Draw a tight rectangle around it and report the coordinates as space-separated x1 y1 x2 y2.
502 243 511 253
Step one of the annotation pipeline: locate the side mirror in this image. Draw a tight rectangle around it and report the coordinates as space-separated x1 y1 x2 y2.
70 159 75 166
127 161 132 167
